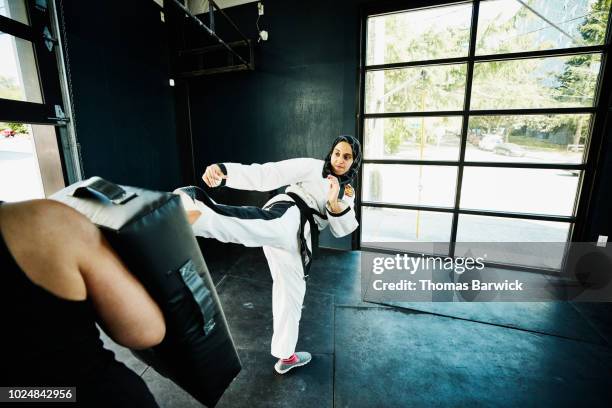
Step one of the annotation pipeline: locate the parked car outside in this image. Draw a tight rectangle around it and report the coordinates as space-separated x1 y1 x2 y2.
468 131 483 146
566 144 585 153
1 129 16 138
494 142 526 157
478 134 503 151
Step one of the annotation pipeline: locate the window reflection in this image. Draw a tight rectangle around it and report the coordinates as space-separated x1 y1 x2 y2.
477 0 611 55
471 54 601 110
364 117 463 161
367 3 472 65
0 122 44 201
0 34 43 103
365 64 467 113
466 114 591 164
0 0 29 25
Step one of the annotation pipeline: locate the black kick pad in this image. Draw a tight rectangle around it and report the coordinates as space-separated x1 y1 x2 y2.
52 177 241 407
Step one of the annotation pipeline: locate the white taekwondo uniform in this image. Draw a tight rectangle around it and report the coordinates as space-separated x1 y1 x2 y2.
186 157 358 359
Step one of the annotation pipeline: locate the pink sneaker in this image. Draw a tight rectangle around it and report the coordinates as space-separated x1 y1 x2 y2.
274 352 312 374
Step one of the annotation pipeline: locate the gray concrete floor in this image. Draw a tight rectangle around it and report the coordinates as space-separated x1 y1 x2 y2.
101 247 612 407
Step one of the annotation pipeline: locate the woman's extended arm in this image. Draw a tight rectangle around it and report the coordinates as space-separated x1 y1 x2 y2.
203 158 323 191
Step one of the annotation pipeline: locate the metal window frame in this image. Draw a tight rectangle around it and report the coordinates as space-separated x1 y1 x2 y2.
0 14 34 41
357 0 612 273
365 45 606 71
0 0 80 194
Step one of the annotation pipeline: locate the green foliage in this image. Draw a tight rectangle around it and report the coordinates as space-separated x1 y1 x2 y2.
579 0 611 43
385 118 404 154
553 0 610 141
7 123 28 134
0 122 28 134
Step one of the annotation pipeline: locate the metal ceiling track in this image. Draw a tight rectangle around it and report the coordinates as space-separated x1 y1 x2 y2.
170 0 254 77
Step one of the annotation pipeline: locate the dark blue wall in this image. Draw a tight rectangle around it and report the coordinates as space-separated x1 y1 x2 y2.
60 0 181 191
185 0 363 249
584 120 612 241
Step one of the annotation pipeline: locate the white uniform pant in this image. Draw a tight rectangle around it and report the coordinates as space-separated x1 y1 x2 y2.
189 193 310 359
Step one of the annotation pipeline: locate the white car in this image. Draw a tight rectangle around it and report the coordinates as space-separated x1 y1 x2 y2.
494 143 526 157
478 135 503 151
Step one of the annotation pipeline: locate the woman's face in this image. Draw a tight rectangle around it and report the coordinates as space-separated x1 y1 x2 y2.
331 141 354 176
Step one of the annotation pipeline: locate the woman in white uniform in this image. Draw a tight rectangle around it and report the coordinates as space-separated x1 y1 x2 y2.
175 135 361 374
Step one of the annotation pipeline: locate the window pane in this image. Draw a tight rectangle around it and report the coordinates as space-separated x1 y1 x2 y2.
363 163 457 207
460 167 580 216
0 123 44 201
0 0 29 25
361 207 452 254
465 114 591 164
0 34 43 103
365 64 467 113
457 214 570 242
456 215 571 269
364 117 462 161
471 54 601 110
366 3 472 65
477 0 611 55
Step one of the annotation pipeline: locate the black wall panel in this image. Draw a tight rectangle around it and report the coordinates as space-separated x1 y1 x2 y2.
584 123 612 241
59 0 181 191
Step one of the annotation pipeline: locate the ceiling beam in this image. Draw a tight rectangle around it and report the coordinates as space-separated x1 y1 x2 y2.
188 0 258 15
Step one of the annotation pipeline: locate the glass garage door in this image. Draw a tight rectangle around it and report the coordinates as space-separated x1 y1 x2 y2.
360 0 611 270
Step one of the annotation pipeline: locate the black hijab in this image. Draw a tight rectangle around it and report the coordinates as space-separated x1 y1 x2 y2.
322 135 362 187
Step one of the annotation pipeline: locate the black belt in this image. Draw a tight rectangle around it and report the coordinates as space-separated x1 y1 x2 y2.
286 192 319 281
